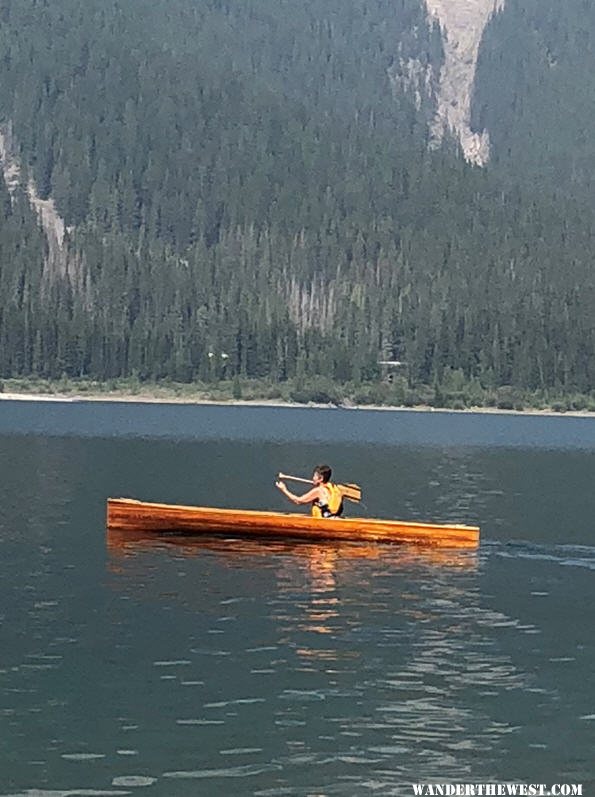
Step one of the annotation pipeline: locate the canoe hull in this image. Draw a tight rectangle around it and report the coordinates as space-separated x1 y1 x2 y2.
106 498 480 549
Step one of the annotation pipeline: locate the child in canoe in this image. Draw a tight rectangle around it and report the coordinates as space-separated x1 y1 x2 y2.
276 464 344 518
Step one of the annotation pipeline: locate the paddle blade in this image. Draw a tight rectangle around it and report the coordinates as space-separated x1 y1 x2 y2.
339 483 361 503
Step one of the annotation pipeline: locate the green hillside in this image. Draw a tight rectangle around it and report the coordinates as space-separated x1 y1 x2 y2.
472 0 595 200
0 0 593 406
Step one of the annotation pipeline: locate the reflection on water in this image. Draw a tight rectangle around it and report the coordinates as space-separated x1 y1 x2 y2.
106 530 479 573
99 532 535 791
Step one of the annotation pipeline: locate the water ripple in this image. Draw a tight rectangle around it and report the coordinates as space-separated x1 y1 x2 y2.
163 763 282 779
2 792 131 796
493 540 595 570
111 776 156 787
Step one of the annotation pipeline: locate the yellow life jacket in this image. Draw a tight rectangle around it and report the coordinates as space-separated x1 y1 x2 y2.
311 482 344 518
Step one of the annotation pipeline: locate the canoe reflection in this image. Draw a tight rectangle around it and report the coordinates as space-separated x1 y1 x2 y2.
106 530 478 644
106 528 478 573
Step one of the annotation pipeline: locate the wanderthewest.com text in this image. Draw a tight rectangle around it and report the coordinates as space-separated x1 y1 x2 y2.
412 785 582 796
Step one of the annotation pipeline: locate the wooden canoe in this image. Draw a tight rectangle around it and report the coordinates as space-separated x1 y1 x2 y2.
107 498 480 549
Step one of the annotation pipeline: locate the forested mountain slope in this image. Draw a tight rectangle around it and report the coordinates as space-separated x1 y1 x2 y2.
472 0 595 200
0 0 593 400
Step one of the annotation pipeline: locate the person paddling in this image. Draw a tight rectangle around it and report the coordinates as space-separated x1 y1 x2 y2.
276 464 344 518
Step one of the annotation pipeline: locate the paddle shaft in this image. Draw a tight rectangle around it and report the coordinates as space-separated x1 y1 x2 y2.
277 472 314 485
277 472 361 502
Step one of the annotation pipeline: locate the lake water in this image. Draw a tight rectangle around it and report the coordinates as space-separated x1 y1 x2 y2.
1 401 594 796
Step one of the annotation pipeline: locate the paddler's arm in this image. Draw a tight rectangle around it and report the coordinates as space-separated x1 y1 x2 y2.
275 480 320 505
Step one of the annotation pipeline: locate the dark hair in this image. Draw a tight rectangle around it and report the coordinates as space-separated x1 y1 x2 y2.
314 464 332 483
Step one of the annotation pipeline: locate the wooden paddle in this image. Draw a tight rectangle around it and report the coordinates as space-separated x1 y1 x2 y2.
277 472 362 503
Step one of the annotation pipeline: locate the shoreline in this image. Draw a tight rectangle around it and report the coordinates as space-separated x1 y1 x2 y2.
1 390 595 419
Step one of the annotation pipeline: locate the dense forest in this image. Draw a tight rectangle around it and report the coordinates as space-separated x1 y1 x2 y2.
0 0 593 406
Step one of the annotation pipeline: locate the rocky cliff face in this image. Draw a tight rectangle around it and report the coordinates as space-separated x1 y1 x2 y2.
426 0 504 165
0 123 69 281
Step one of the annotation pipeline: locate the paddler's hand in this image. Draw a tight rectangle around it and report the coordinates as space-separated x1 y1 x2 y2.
275 480 287 493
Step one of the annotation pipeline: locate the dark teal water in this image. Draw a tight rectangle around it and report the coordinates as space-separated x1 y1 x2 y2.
1 401 594 796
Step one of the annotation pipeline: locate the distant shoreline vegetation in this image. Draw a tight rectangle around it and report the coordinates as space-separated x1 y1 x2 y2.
2 375 595 415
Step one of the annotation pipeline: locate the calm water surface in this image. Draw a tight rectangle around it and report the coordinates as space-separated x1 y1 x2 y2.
1 401 594 795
